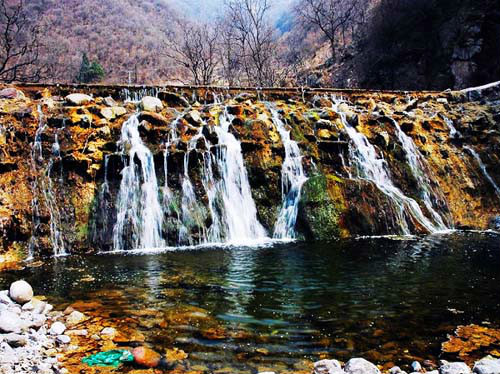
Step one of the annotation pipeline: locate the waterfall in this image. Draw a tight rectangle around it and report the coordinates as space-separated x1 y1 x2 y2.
464 146 500 198
29 105 66 257
178 128 209 245
392 119 450 230
441 115 460 138
211 108 268 243
113 114 165 250
332 99 441 235
267 105 308 239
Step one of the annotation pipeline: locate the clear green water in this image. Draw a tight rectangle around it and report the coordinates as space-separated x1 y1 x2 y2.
1 231 499 372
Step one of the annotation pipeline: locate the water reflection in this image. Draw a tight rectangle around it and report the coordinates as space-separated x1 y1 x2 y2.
0 232 499 371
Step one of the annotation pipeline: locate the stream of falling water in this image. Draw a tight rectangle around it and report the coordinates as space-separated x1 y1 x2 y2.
392 118 450 230
211 108 268 243
464 145 500 198
113 114 165 251
267 104 308 239
331 98 441 235
29 105 66 257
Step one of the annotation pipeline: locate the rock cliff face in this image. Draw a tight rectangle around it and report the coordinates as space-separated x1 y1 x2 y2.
0 83 499 265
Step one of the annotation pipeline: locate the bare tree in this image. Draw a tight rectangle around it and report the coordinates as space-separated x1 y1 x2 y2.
164 21 219 86
295 0 362 65
224 0 279 86
0 0 45 82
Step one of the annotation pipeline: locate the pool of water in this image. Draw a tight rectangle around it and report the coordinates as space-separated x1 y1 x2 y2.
1 231 499 372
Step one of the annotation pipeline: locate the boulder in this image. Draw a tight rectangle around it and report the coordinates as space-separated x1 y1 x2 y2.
103 96 117 107
140 96 163 112
0 290 13 305
344 358 381 374
9 280 33 304
314 359 344 374
3 333 27 347
411 361 422 372
56 335 71 344
157 91 190 107
473 357 500 374
0 88 24 99
100 107 115 120
0 310 23 333
66 310 86 326
113 106 127 117
65 93 93 106
440 362 472 374
132 346 162 368
49 321 66 336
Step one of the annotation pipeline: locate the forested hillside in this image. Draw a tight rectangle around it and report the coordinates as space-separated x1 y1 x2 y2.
1 0 499 89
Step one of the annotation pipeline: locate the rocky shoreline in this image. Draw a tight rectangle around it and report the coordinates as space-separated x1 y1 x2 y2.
1 279 500 374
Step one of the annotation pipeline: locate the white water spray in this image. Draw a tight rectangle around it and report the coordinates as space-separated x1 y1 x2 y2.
267 105 307 239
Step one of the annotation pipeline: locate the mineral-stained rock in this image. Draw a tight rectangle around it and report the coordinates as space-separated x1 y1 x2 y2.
132 346 162 368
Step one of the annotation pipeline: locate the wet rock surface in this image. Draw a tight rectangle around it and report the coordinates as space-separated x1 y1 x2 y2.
0 83 499 261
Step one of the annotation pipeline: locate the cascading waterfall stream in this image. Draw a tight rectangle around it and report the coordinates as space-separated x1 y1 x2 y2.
464 145 500 199
392 118 450 230
331 98 441 235
29 105 66 257
212 108 268 243
267 104 308 239
113 114 165 251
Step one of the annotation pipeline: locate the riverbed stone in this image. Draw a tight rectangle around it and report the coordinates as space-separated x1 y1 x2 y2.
0 310 23 333
66 310 86 326
314 359 344 374
132 346 162 368
9 280 33 304
345 358 381 374
56 335 71 344
0 290 13 305
473 357 500 374
140 96 163 112
412 361 422 372
49 321 66 335
2 333 27 347
440 362 472 374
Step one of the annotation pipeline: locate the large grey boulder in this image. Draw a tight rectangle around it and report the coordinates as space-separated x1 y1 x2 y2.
0 310 23 333
140 96 163 112
314 359 344 374
65 93 93 106
473 357 500 374
9 280 33 304
440 362 472 374
345 358 381 374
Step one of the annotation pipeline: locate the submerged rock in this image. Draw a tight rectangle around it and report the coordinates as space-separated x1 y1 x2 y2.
132 346 162 368
9 280 33 304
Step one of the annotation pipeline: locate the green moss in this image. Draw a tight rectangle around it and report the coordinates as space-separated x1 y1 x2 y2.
298 173 347 240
